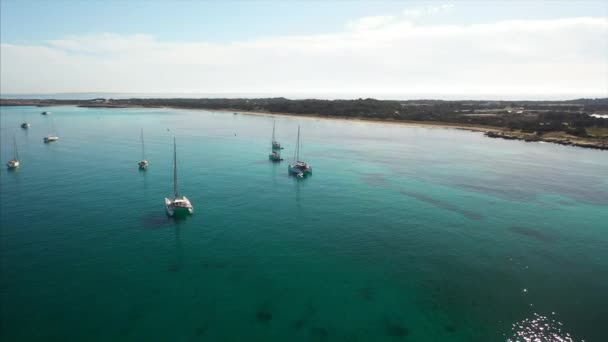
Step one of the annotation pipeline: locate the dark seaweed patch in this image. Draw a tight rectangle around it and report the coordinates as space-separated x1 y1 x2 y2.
400 190 483 220
127 308 143 323
509 226 556 242
201 261 228 269
119 327 131 337
361 173 388 187
293 319 306 330
195 323 207 336
386 324 409 338
168 263 181 273
292 301 317 331
358 287 375 301
256 311 273 323
310 327 329 339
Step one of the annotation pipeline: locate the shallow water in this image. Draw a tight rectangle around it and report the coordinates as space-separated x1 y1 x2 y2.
1 106 607 341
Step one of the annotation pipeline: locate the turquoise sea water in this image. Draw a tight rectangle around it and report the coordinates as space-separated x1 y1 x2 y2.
1 106 607 341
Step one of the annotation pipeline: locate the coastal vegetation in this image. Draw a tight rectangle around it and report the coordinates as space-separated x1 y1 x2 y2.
2 97 607 149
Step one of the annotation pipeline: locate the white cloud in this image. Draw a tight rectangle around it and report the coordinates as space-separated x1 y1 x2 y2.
1 14 607 98
403 3 454 18
347 15 395 31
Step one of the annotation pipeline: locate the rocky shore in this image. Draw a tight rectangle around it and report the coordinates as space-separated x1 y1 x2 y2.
484 131 608 150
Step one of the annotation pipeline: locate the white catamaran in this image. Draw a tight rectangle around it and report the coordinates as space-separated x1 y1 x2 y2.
138 128 149 170
165 137 193 216
6 135 20 169
288 126 312 178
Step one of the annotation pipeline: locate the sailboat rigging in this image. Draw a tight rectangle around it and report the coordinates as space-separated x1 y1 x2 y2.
165 137 193 216
138 128 149 170
6 135 20 169
269 121 283 162
43 115 59 143
287 126 312 178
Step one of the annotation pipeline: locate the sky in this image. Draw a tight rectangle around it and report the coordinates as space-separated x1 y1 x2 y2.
1 0 607 99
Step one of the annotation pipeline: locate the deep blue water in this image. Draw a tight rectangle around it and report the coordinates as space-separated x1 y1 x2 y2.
1 105 607 341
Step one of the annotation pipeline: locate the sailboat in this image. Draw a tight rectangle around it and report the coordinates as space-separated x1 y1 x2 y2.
269 121 283 162
21 110 30 128
165 137 193 216
271 121 283 150
6 135 20 169
138 129 149 170
288 126 312 178
43 115 59 143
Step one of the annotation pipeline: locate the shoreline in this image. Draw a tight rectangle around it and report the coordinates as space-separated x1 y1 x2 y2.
217 108 504 133
2 101 606 150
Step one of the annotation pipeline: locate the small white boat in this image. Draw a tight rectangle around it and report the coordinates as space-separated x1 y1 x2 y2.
138 128 149 170
41 111 51 115
43 115 59 143
21 111 31 128
6 135 20 169
165 137 193 216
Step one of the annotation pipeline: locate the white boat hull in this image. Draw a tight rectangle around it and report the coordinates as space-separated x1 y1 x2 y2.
6 160 19 169
165 196 193 217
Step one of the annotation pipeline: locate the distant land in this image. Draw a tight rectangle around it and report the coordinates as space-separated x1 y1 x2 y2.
2 97 607 150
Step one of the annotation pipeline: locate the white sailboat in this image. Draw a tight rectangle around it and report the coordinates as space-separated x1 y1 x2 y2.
138 128 149 170
269 121 283 161
43 115 59 143
288 126 312 178
165 137 193 216
21 110 30 128
6 135 20 169
271 121 283 150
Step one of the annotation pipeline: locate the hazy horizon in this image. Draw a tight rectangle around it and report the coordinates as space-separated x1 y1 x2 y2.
1 91 607 102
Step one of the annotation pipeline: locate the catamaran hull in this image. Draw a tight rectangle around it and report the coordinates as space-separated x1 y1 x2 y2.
288 166 312 177
165 198 193 217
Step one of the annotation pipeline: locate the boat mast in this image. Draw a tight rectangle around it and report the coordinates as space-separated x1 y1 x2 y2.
173 137 178 197
272 121 276 142
295 126 300 162
13 135 18 160
49 116 56 135
141 128 146 160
